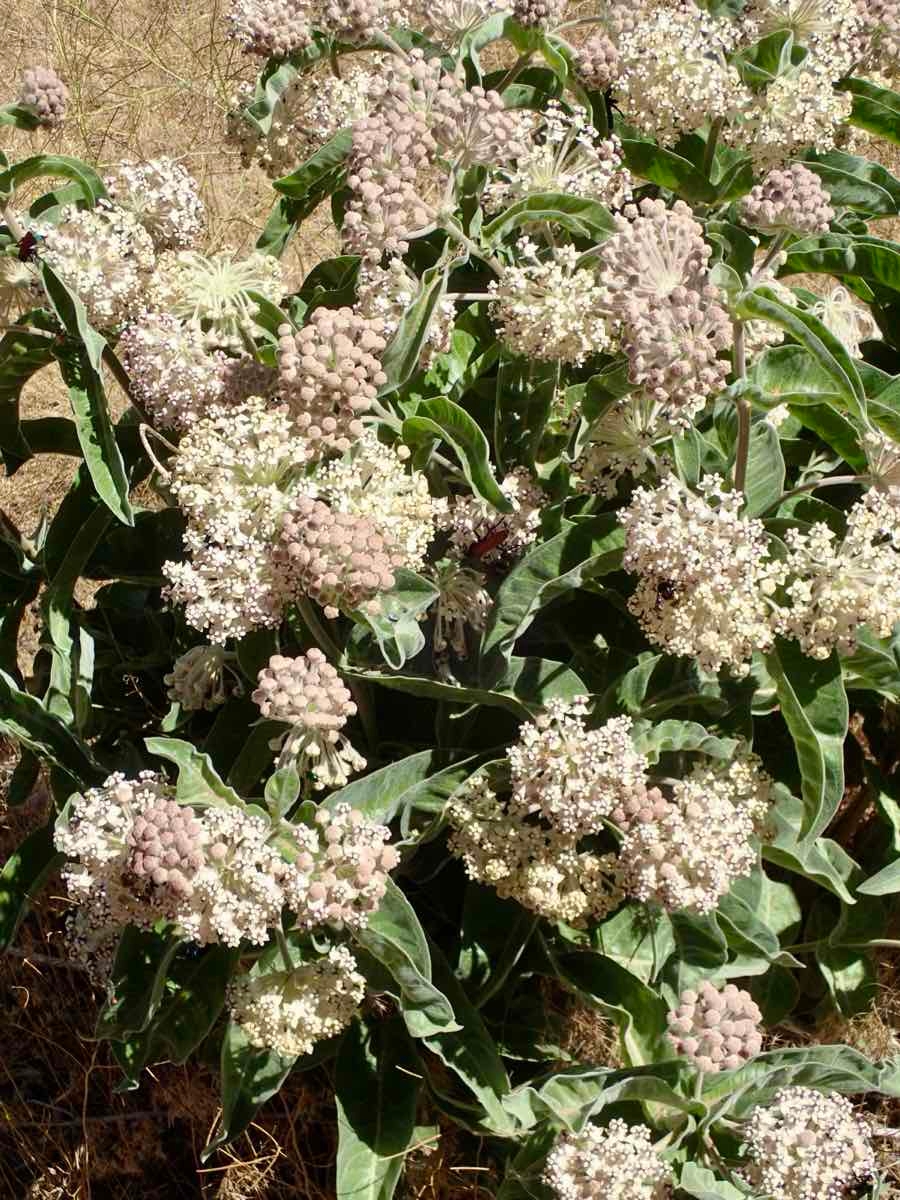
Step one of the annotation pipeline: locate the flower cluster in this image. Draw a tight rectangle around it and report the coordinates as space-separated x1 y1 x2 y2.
283 804 400 929
621 476 785 675
355 258 456 369
18 65 68 126
36 201 155 327
667 982 764 1073
226 0 312 56
512 0 566 28
253 650 367 787
117 311 226 429
417 0 508 43
727 66 853 167
543 1120 672 1200
228 945 366 1058
620 754 774 913
427 559 493 659
441 468 543 563
740 163 835 235
742 1088 876 1200
104 157 204 250
164 644 230 711
574 33 620 91
163 398 308 642
276 308 387 452
149 249 283 350
55 772 285 948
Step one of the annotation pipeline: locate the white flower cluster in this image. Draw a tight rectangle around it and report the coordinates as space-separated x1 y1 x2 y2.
726 66 853 168
117 311 226 429
55 772 286 948
490 240 612 365
777 489 900 658
667 982 764 1073
148 248 283 351
427 558 493 659
484 102 632 214
507 701 649 836
810 286 877 358
228 945 365 1058
742 0 863 78
163 397 308 642
253 650 367 787
620 754 774 913
574 394 670 498
543 1120 672 1200
36 201 155 328
18 65 69 126
104 157 205 250
441 468 543 563
284 804 400 929
742 1087 876 1200
415 0 509 44
165 644 230 711
858 1 900 80
621 475 785 675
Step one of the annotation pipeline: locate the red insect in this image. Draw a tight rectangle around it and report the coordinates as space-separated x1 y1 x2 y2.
17 231 41 263
468 520 509 560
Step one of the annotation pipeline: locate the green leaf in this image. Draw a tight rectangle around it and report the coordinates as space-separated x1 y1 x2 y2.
482 191 615 243
0 666 102 784
480 515 624 684
764 640 848 843
782 231 900 293
764 786 858 904
857 858 900 895
732 29 800 85
0 103 41 130
743 419 786 517
204 1021 297 1158
678 1164 746 1200
335 1018 419 1200
555 949 671 1067
591 905 674 985
839 77 900 146
353 878 459 1038
620 140 717 203
630 719 738 765
0 316 57 470
0 823 62 950
274 127 353 198
0 154 107 205
420 938 512 1134
322 749 485 823
804 151 900 216
354 568 439 670
402 396 512 512
494 356 559 473
97 928 183 1039
263 765 301 818
145 737 243 807
736 286 866 425
381 261 458 393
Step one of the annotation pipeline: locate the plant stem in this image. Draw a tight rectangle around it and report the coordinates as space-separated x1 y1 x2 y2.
753 230 789 280
275 927 295 972
374 31 410 60
693 1071 706 1102
496 52 533 93
1 204 25 241
703 118 724 178
440 215 503 274
731 321 751 496
763 473 867 514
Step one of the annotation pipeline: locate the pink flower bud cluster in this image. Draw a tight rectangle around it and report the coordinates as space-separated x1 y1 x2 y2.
285 804 400 929
512 0 566 27
741 163 835 235
227 0 312 56
574 33 620 91
126 799 206 900
280 497 401 619
321 0 405 41
667 982 763 1073
276 308 387 452
19 66 69 126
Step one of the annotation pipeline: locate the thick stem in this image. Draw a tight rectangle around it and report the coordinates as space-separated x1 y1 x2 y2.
1 205 25 242
731 322 752 496
496 52 534 93
702 118 724 178
753 230 789 281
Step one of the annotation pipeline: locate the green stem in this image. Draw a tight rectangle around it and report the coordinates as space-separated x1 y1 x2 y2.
762 473 868 515
731 322 751 496
440 215 503 275
693 1070 706 1102
753 230 789 280
496 52 533 93
373 31 410 60
1 205 25 242
703 118 724 178
275 927 295 972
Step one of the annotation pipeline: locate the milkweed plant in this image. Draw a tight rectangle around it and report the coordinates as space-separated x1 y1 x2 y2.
2 1 900 1195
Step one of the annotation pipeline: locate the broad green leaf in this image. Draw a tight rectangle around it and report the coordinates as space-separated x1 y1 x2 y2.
839 77 900 146
421 939 513 1135
459 883 539 1001
764 640 848 843
0 315 57 470
482 191 615 243
630 719 738 765
804 150 900 215
494 356 559 473
480 515 624 683
764 786 858 904
263 765 301 818
0 103 41 130
96 927 183 1039
145 736 243 807
353 878 458 1038
783 231 900 292
0 823 62 949
743 419 786 516
736 287 866 424
591 905 675 985
678 1164 746 1200
620 140 717 203
858 858 900 895
0 666 102 784
381 261 457 393
0 153 106 205
403 396 512 512
274 127 352 198
354 568 439 670
335 1018 420 1200
204 1021 298 1158
732 29 799 85
322 749 482 823
812 896 882 1016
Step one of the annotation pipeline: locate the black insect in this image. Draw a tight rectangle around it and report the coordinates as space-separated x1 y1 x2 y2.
16 231 42 263
655 579 677 607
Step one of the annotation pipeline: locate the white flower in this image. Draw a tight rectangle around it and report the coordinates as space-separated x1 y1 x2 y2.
165 645 230 711
427 559 493 658
543 1119 671 1200
104 157 205 250
228 945 365 1057
809 286 877 358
